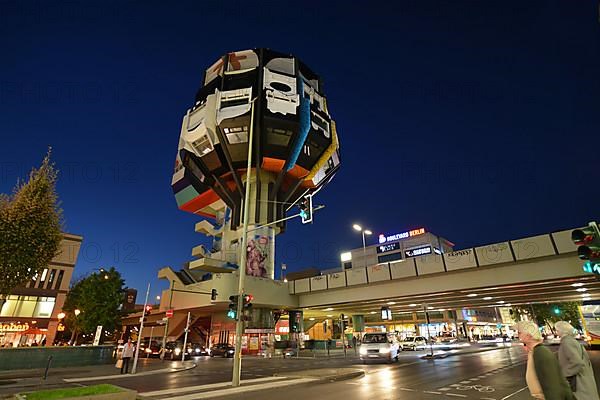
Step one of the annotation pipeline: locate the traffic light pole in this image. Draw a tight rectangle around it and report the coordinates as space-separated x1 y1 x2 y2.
181 312 191 362
232 99 255 388
132 283 150 374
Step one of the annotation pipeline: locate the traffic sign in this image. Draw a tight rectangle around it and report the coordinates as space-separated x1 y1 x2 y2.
166 309 174 318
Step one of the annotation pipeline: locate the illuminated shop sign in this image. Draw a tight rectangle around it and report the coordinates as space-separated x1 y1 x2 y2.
0 322 30 332
404 245 432 258
376 242 401 254
378 228 425 244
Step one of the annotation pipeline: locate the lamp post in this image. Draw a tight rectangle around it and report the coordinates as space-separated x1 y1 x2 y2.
353 224 372 269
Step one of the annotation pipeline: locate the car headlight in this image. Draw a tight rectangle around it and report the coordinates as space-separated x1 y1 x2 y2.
359 348 367 355
174 348 181 355
195 348 201 353
145 348 152 353
379 347 391 353
228 349 234 353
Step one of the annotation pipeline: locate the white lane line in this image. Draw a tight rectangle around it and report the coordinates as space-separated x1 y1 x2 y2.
424 391 443 395
481 397 497 400
139 376 288 397
445 394 467 398
500 386 528 400
160 378 318 400
460 381 471 384
398 388 416 391
439 388 451 391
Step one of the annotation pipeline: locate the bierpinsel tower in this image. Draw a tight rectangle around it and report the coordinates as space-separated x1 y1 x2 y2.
171 49 341 279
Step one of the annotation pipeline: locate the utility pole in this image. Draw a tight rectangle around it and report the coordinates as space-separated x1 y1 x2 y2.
232 99 256 387
132 283 150 374
160 280 175 361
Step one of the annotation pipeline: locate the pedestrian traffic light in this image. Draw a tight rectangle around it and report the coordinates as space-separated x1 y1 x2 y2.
145 305 152 315
572 222 600 274
227 295 238 320
298 195 313 224
242 294 253 308
554 307 561 315
211 289 218 301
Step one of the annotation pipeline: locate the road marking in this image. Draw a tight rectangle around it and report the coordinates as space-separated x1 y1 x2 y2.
160 378 318 399
424 391 443 395
446 394 467 398
139 376 288 397
439 388 451 391
500 386 528 400
398 388 416 391
480 397 497 400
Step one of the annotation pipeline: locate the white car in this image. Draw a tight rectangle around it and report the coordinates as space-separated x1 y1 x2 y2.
359 333 400 363
400 336 427 351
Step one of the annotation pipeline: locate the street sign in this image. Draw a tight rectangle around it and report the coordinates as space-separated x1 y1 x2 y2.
166 309 174 318
93 325 103 346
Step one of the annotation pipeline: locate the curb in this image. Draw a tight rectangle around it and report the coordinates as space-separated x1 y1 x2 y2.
63 362 197 383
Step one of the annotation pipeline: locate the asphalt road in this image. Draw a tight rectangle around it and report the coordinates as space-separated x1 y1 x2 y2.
190 346 600 400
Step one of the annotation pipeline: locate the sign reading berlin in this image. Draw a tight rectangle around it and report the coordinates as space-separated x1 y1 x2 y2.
378 228 426 244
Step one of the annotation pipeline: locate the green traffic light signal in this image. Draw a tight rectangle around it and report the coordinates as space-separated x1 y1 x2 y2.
572 222 600 275
553 307 560 315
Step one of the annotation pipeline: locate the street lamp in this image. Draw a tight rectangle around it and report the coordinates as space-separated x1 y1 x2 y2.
353 224 372 269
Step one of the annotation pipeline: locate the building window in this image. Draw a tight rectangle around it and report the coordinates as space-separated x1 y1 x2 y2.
377 253 403 263
46 269 57 289
0 295 19 317
13 296 37 317
54 270 65 290
33 297 55 318
37 268 48 288
343 262 352 270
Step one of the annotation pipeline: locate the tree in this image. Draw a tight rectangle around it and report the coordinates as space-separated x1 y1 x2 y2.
63 267 125 344
513 302 582 332
0 151 63 308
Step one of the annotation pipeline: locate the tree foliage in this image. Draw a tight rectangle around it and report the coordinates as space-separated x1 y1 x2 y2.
513 302 582 331
0 151 63 297
63 267 125 340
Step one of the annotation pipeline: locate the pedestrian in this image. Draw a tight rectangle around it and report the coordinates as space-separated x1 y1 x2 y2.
554 321 599 400
121 338 135 374
352 335 357 348
514 321 574 400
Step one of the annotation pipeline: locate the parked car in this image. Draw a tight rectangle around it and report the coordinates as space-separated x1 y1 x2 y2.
399 336 427 351
210 343 235 358
359 333 400 363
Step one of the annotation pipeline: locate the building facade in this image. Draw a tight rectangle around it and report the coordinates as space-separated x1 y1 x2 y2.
0 233 82 347
340 227 454 271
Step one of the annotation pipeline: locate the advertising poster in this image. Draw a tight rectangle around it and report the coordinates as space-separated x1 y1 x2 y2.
246 227 274 279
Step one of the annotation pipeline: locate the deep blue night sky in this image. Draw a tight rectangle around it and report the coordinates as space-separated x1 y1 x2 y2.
1 1 599 298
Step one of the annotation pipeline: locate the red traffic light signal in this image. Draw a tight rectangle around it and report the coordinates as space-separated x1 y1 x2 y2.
145 305 153 314
243 294 253 304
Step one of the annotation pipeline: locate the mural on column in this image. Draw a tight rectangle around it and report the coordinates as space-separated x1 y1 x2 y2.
171 49 341 279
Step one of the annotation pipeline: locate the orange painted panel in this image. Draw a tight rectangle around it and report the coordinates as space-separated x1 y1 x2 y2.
180 190 220 216
262 158 285 173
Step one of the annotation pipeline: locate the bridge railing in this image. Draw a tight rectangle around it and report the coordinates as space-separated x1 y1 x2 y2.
289 228 579 294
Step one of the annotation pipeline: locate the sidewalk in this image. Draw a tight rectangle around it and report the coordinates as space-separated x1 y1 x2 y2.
0 359 195 398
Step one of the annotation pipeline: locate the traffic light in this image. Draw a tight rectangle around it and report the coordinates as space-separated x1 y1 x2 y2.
227 295 238 320
211 289 218 301
144 305 153 315
553 307 561 315
241 294 253 321
298 195 313 224
572 222 600 274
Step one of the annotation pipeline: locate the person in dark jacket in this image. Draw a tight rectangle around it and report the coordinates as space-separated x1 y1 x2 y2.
555 321 599 400
514 321 574 400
